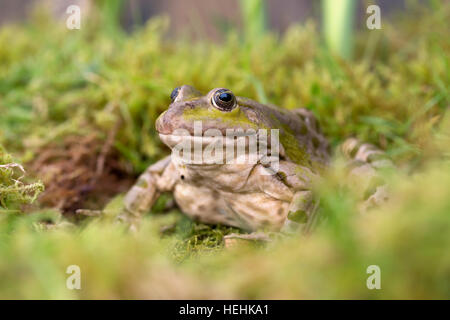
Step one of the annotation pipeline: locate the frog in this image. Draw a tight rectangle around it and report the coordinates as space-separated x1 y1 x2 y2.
118 85 390 244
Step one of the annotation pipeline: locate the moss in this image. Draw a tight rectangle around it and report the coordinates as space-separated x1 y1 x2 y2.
0 145 44 210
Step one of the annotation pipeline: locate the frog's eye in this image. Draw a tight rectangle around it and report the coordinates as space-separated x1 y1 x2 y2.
212 89 236 111
170 87 181 103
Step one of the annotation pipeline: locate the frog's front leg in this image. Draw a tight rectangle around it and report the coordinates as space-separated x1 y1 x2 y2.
277 161 320 233
284 189 318 233
118 156 178 230
223 189 316 247
223 162 317 247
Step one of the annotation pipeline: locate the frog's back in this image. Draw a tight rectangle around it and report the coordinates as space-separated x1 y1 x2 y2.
237 97 330 169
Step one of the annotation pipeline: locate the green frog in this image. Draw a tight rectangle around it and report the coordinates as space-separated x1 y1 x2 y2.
119 85 390 243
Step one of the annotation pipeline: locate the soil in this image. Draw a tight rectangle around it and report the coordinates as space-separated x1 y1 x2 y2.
29 133 135 216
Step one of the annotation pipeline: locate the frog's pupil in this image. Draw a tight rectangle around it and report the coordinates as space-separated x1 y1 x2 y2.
170 87 180 102
219 92 232 102
212 89 236 111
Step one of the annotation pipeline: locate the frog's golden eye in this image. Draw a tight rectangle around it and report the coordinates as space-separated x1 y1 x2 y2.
170 87 180 103
212 89 236 111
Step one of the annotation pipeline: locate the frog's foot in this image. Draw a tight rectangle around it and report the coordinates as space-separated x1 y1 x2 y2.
360 185 389 213
341 138 394 212
75 209 103 217
223 232 273 248
285 190 320 234
117 156 178 231
36 220 76 231
116 209 142 232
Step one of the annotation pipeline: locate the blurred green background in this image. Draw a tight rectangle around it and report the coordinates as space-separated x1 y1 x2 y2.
0 0 449 299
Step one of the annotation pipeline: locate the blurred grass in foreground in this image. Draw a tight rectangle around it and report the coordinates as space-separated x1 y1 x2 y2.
0 1 449 298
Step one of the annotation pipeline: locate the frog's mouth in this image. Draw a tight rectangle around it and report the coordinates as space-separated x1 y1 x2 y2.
159 132 258 152
159 132 283 165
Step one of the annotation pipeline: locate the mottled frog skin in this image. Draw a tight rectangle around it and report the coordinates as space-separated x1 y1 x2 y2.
120 85 390 237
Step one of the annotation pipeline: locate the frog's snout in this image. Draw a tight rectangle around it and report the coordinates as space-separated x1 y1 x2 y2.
156 106 179 135
155 110 170 134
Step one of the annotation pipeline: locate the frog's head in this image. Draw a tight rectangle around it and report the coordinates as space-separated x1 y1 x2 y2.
156 85 266 149
156 85 265 136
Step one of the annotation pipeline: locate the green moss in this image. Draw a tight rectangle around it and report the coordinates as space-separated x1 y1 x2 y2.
0 145 44 210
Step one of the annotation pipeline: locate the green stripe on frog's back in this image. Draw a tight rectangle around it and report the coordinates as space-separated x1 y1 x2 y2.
238 98 311 164
238 98 312 167
267 110 312 168
279 128 311 167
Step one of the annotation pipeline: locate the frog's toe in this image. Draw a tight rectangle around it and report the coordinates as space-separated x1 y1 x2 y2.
360 185 390 213
287 209 308 224
115 209 142 232
281 219 302 234
286 190 320 231
223 232 273 248
75 209 103 217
